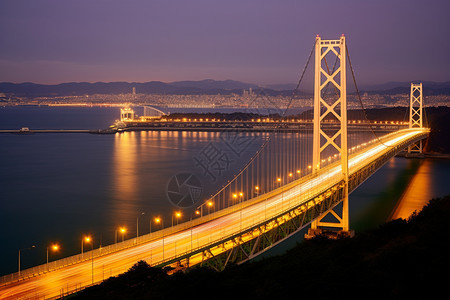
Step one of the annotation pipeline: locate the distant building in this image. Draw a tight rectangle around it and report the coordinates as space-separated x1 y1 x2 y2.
120 107 135 121
242 88 255 98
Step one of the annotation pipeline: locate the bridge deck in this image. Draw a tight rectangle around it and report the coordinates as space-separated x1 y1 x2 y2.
0 128 429 299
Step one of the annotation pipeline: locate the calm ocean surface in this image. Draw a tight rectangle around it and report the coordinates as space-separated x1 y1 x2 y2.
1 106 449 275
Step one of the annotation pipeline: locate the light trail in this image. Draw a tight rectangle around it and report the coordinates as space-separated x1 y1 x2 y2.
0 128 427 300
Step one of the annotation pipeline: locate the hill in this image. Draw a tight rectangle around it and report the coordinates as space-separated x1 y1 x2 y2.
362 81 450 96
1 80 450 97
0 80 264 97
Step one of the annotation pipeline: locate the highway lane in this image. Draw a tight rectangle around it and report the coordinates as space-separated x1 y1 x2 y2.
0 128 427 299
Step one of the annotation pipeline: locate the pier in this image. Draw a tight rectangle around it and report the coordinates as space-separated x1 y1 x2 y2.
0 129 116 134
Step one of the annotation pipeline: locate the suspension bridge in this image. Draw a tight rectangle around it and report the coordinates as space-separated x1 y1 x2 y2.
0 35 429 299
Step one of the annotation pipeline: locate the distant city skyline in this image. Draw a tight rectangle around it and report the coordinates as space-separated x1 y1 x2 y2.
0 0 449 86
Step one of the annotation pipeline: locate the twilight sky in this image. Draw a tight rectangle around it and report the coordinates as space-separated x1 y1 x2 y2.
0 0 449 86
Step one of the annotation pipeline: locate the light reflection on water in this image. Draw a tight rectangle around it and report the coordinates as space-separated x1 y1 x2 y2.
390 159 432 220
112 132 139 224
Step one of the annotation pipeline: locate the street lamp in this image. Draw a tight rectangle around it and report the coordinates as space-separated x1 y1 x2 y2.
154 217 164 261
84 237 94 284
18 245 36 278
277 177 285 210
172 211 182 228
81 235 91 259
137 212 145 238
207 201 213 214
120 227 126 242
47 243 59 271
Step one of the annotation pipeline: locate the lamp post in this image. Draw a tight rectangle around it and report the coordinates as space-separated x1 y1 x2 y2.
239 192 244 231
81 236 91 260
154 217 164 261
149 215 153 234
137 212 145 238
172 211 181 228
207 201 213 214
18 245 35 278
277 177 284 210
254 185 260 196
46 243 59 271
120 227 126 242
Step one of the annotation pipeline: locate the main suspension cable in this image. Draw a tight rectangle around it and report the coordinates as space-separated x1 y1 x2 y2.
346 43 393 148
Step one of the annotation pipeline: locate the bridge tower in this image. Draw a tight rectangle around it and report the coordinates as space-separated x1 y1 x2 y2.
408 83 424 154
308 34 352 237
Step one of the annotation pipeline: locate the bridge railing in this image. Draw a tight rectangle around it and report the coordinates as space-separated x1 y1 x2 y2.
0 162 337 286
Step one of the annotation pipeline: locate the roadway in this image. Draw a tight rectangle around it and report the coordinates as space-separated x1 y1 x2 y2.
0 128 428 299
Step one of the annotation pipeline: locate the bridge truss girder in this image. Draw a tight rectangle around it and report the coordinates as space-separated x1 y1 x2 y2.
155 131 428 272
194 183 345 271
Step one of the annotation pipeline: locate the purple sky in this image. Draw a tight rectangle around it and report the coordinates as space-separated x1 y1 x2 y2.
0 0 449 86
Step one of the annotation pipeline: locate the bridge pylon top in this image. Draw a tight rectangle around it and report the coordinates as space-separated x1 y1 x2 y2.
409 83 423 129
408 82 425 155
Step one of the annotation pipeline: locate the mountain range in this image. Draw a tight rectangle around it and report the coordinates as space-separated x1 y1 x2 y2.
0 79 449 97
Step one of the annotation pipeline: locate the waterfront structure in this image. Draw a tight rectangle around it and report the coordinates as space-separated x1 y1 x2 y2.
120 107 135 122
